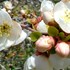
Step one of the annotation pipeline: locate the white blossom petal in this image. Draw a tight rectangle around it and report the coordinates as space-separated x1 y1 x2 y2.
43 12 54 24
54 1 70 33
0 10 12 26
49 54 70 70
54 1 66 13
24 54 53 70
40 0 54 12
0 14 3 25
64 1 70 8
14 30 27 45
0 36 7 47
0 21 22 51
7 21 22 45
0 39 15 51
0 35 15 51
37 20 48 33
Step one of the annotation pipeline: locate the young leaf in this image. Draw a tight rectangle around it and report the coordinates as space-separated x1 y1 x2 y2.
30 32 42 42
59 32 65 40
48 26 59 37
64 35 70 41
50 47 56 54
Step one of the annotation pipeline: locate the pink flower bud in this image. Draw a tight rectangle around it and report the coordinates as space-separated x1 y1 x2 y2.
35 35 55 52
55 42 70 57
67 42 70 56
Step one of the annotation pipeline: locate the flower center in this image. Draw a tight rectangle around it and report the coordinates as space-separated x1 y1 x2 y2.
62 9 70 23
0 22 11 37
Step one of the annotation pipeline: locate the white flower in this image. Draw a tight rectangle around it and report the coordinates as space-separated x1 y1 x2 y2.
49 54 70 70
40 0 54 12
40 0 55 25
0 9 27 51
4 1 13 9
36 20 49 33
54 1 70 33
24 54 53 70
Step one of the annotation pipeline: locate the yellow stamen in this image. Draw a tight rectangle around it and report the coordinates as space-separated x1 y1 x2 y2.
0 22 11 37
62 9 70 23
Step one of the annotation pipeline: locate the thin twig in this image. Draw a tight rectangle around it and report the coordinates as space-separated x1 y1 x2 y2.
21 24 36 32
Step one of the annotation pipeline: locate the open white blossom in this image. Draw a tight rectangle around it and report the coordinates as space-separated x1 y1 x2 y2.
54 1 70 33
0 9 27 51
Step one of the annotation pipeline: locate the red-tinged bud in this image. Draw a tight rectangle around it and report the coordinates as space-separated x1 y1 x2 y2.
37 16 43 23
35 35 55 52
55 42 70 57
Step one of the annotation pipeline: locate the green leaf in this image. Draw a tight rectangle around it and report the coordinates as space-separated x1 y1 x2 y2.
30 32 42 42
59 32 65 40
50 47 56 54
64 35 70 41
48 26 59 37
53 0 59 3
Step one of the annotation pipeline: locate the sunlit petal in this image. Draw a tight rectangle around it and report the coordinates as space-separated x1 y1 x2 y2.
0 10 12 26
54 1 70 33
14 30 27 45
0 21 23 50
0 36 7 47
24 55 53 70
40 0 54 12
36 20 49 33
43 12 54 24
8 21 22 45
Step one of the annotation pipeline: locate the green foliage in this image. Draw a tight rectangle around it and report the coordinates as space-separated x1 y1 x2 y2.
52 0 60 3
30 32 42 42
0 38 35 70
48 26 59 37
64 35 70 41
50 47 56 54
59 32 65 40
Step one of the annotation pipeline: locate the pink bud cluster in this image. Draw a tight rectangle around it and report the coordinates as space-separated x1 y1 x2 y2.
35 35 55 52
35 35 70 57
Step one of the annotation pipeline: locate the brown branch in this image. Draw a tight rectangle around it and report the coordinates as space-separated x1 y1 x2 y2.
21 24 48 35
21 24 36 32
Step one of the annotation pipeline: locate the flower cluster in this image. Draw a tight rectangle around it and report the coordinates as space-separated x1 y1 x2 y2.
30 0 70 58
